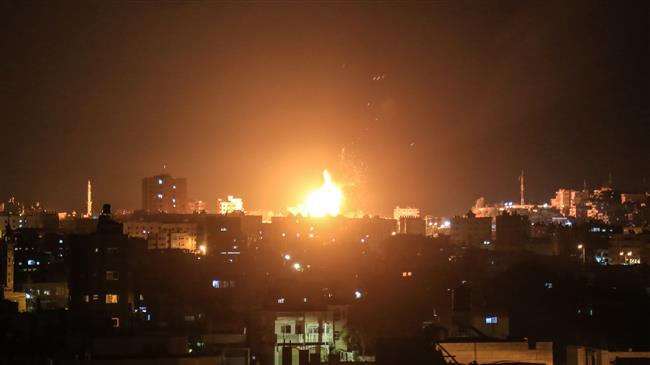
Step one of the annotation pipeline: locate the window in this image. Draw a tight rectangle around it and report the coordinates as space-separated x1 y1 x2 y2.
212 280 221 288
105 294 119 304
281 324 291 334
82 295 90 303
106 271 120 281
92 294 99 301
485 316 498 324
334 331 341 340
295 322 304 334
111 317 120 328
107 247 120 255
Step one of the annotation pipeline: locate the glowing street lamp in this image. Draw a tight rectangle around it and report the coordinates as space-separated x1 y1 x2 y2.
577 244 585 265
293 262 302 271
199 245 207 255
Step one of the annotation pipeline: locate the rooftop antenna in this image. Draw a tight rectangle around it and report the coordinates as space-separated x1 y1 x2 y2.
519 170 525 205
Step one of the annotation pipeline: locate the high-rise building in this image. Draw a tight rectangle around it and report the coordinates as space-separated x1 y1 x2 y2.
142 173 188 213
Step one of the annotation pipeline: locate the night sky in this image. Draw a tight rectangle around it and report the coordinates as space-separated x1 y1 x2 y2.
1 1 648 216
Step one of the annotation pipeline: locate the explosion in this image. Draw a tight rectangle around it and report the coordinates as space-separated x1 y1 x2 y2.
291 169 344 217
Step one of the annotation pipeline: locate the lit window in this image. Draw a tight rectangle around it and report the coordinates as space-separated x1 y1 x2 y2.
485 316 498 324
544 282 553 289
92 294 99 301
212 280 221 288
111 317 120 328
158 178 163 185
105 294 119 304
157 193 163 199
220 227 228 232
277 297 285 304
83 295 90 303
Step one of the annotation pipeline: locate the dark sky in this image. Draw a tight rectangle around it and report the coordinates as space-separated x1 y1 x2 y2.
1 1 648 216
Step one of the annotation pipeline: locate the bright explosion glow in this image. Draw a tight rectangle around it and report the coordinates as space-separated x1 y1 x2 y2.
293 170 344 217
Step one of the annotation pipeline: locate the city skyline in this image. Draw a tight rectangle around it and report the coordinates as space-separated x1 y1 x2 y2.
1 2 649 364
1 2 648 216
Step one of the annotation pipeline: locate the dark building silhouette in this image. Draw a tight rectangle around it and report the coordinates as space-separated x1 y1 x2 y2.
496 211 530 250
68 204 146 332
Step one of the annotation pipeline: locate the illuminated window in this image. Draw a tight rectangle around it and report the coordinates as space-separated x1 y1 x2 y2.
83 295 90 303
212 280 221 288
92 294 99 301
105 294 119 304
220 227 228 232
485 316 498 324
158 179 163 185
277 297 285 304
111 317 120 328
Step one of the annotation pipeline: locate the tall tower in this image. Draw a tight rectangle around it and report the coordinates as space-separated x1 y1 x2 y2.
519 170 525 205
86 179 93 218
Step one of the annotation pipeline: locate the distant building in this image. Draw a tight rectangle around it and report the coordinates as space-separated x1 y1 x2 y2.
394 206 421 234
450 211 492 247
495 211 530 250
566 345 650 365
551 188 589 219
268 305 352 365
398 217 425 235
0 213 59 231
187 199 207 213
219 195 244 215
142 173 188 213
123 220 198 251
1 226 26 312
439 342 553 365
23 281 68 311
69 204 147 332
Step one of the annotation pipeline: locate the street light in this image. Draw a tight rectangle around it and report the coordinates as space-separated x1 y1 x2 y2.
577 244 585 265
